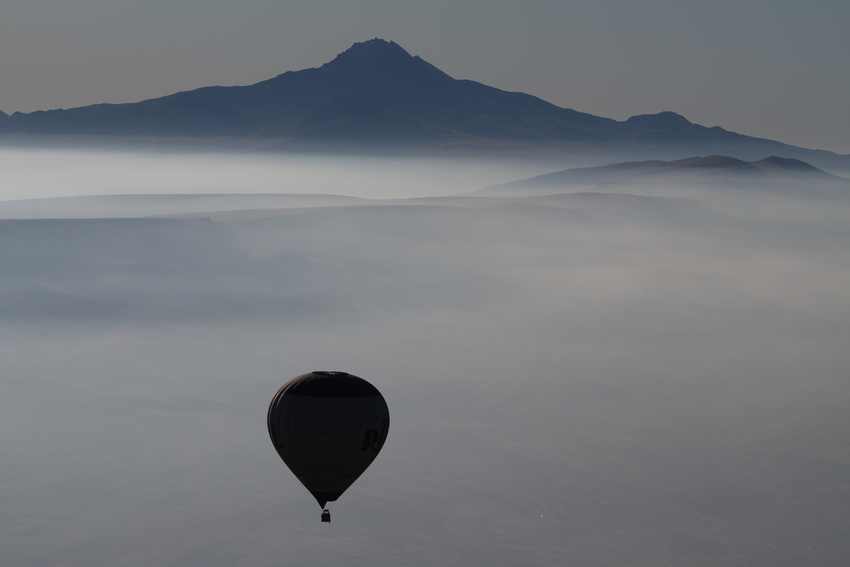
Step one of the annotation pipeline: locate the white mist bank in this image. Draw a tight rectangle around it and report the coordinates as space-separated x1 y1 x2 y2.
2 152 850 566
0 148 551 201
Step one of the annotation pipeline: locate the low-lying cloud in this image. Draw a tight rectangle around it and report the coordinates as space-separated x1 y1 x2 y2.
2 150 849 566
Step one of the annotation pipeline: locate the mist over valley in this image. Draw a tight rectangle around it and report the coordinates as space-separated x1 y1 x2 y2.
2 147 849 565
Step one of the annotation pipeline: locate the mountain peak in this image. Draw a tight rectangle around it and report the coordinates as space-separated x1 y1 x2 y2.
347 38 410 55
325 38 414 67
319 38 448 82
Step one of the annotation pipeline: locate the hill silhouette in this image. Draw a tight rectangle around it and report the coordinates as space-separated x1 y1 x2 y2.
1 38 848 171
485 155 850 196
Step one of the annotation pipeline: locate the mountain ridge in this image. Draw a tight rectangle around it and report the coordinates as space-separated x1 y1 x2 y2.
483 154 850 195
1 38 848 171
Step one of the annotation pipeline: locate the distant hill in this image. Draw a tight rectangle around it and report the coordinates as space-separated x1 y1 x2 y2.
1 38 849 172
483 155 850 197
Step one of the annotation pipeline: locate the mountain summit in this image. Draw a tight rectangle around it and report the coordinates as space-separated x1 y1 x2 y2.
323 39 430 71
332 38 412 59
276 38 449 84
1 38 847 170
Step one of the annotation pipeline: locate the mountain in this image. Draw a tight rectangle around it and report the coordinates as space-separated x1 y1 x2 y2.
0 40 612 141
483 155 850 197
1 38 848 171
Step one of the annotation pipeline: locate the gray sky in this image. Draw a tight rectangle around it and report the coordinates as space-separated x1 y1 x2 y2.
2 0 848 152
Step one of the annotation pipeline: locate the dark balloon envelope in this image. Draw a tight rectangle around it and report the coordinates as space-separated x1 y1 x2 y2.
267 371 389 519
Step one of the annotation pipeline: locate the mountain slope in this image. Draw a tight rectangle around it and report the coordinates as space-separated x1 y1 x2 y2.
1 38 848 171
484 155 850 196
1 39 614 141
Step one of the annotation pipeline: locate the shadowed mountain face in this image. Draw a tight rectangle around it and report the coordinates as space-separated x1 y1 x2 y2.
0 39 612 143
485 155 850 197
1 38 848 170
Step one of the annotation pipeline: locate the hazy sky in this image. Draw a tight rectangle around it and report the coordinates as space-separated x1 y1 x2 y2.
2 0 849 152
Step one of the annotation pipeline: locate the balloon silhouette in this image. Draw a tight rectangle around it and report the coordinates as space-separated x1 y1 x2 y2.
267 371 389 523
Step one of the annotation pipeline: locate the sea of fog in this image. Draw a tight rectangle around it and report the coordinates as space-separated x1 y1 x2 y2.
1 150 849 566
0 148 550 201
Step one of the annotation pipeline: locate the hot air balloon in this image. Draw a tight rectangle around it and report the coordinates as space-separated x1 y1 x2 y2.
267 371 389 523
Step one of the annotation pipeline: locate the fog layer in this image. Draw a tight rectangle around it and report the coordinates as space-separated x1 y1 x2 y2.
0 148 550 201
2 151 849 566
